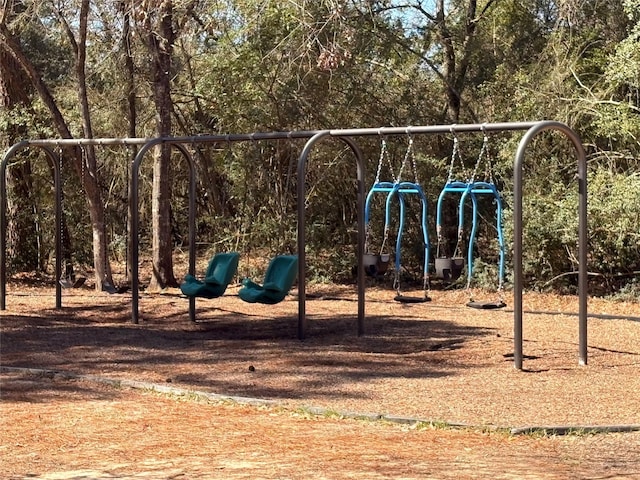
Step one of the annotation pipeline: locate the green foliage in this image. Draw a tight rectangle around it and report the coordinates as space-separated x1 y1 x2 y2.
503 168 640 291
610 279 640 303
586 170 640 275
3 0 640 297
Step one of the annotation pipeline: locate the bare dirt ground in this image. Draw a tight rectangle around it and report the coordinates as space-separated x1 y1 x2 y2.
1 280 640 479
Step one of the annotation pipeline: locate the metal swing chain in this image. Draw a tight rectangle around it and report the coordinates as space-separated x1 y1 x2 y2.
408 132 429 298
389 134 413 295
374 135 398 185
379 223 390 257
374 136 389 184
57 145 68 278
470 131 489 184
447 132 468 183
423 268 430 299
469 128 504 305
437 135 455 258
490 129 504 305
459 132 487 300
406 132 420 185
364 221 372 254
369 135 395 255
366 138 382 254
484 132 497 185
496 277 505 304
436 226 443 259
395 132 416 185
452 134 467 259
411 139 419 185
446 136 457 183
453 224 464 259
384 140 398 184
393 263 401 294
80 145 86 184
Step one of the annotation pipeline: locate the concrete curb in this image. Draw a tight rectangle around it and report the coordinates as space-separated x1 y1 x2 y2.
3 365 640 436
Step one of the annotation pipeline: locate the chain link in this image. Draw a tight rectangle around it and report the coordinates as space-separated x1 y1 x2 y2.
470 133 488 183
374 137 388 184
447 133 469 183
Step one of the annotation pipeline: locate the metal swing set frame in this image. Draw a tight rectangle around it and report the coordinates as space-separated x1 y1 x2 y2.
0 121 587 370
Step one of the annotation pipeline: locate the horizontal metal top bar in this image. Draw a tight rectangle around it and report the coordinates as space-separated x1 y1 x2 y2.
14 121 545 148
330 122 541 136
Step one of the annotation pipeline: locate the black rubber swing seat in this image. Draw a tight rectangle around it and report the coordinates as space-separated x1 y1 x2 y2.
180 252 240 299
59 276 86 289
394 295 431 303
238 255 298 305
102 281 129 294
466 300 506 310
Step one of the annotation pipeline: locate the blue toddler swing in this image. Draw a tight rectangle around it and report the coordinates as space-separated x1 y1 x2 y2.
364 133 431 303
435 129 506 309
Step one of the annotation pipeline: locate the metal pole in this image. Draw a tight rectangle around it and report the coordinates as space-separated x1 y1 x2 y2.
513 121 588 369
130 140 161 323
338 137 366 335
513 139 526 370
172 142 198 323
332 122 539 137
50 146 63 309
296 131 331 339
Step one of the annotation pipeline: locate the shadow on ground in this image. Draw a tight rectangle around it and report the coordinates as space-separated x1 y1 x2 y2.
1 291 494 404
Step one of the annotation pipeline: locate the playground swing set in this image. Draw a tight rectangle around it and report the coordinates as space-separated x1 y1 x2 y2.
0 121 589 370
364 128 506 308
7 128 510 310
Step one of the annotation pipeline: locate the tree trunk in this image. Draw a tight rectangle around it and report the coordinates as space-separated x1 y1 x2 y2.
5 161 39 272
71 0 113 290
435 0 494 123
436 0 461 122
142 0 178 290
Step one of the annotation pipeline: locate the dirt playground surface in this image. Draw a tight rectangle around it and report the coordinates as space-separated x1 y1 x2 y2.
1 281 640 479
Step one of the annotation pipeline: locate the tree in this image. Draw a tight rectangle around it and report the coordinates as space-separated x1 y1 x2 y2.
132 0 179 289
0 0 114 289
57 0 115 289
349 0 496 123
0 35 38 272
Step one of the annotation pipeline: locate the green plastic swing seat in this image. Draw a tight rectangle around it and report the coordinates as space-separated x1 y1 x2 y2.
180 252 240 299
238 255 298 304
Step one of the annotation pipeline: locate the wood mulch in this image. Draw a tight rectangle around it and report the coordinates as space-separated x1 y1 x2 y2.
1 281 639 479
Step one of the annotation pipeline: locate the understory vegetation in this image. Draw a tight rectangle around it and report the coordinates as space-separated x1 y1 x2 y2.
1 0 639 297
